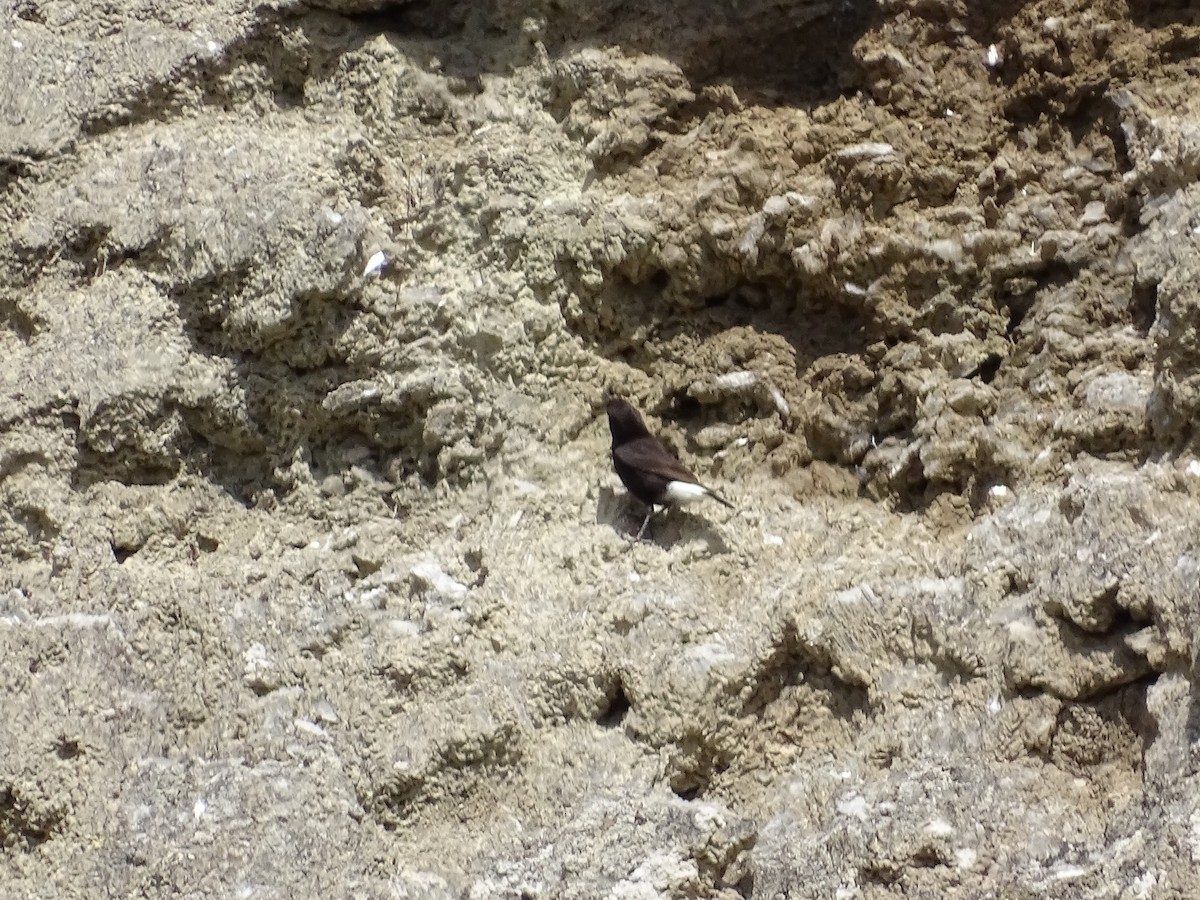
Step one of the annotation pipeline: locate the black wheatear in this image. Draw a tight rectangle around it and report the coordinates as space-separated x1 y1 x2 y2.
605 396 732 541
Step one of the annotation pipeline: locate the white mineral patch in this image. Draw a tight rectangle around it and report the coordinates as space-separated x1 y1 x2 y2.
1131 872 1156 898
0 612 118 630
1084 371 1148 412
924 818 954 837
737 214 766 257
768 385 790 418
1050 864 1088 881
836 793 868 821
1079 200 1107 225
294 719 325 737
686 642 737 670
243 643 273 678
362 250 387 277
387 619 422 637
834 585 877 605
713 370 757 391
837 142 896 162
410 559 468 601
926 238 963 263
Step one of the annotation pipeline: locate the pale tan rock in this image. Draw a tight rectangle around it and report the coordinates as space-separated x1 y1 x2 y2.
3 0 1200 897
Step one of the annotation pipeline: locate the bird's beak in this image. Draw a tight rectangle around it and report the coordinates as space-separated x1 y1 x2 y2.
597 389 617 414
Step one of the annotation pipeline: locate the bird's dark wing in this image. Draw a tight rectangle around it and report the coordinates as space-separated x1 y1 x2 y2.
614 437 700 485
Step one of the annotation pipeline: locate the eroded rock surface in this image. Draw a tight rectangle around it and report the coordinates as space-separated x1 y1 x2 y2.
3 1 1200 897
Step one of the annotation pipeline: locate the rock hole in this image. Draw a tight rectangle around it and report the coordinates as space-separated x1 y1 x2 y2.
860 860 901 885
968 353 1003 384
464 548 488 587
54 737 83 761
1004 298 1030 337
353 554 383 580
668 391 702 421
15 4 46 23
0 785 63 849
671 782 701 801
910 845 947 868
598 681 631 728
1130 280 1158 334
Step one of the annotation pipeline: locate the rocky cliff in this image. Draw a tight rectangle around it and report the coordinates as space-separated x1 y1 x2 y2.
3 1 1200 897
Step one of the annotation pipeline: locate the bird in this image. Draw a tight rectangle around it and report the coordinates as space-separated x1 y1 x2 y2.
604 395 733 541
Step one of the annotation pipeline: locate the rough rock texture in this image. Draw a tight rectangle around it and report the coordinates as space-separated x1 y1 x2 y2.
2 0 1200 897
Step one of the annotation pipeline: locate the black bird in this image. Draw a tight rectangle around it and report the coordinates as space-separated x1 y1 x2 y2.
605 396 733 541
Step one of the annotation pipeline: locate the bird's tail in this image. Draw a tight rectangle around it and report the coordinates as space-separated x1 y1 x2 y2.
706 486 734 509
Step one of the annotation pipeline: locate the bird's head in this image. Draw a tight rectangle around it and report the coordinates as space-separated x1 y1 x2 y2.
604 395 651 442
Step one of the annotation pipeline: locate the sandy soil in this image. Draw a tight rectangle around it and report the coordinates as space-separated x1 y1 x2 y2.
3 0 1200 897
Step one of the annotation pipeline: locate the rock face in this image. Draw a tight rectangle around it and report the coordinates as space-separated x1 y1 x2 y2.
2 1 1199 897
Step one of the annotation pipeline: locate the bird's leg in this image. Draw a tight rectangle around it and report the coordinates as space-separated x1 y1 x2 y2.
633 505 657 542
